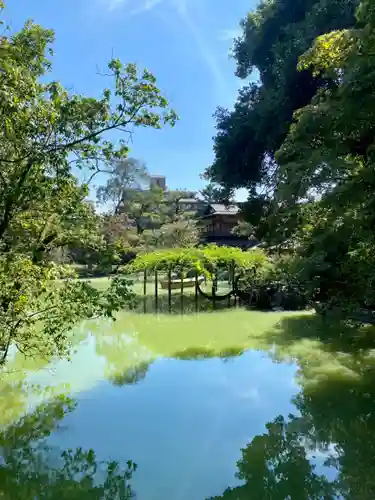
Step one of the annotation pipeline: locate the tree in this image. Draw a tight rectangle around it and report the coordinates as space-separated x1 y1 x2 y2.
119 186 166 234
97 167 201 248
0 3 177 366
68 213 139 274
199 183 233 205
273 0 375 310
97 158 150 215
231 221 254 239
97 159 167 234
205 0 359 227
157 217 199 248
164 189 197 217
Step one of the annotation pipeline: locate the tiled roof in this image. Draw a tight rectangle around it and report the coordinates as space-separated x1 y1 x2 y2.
178 198 200 203
209 204 240 215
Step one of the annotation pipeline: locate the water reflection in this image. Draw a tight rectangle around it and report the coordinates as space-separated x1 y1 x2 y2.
207 415 337 499
263 312 375 355
209 354 375 499
0 352 68 428
92 328 154 386
0 395 136 499
110 360 151 387
133 293 235 315
172 346 246 361
2 311 375 498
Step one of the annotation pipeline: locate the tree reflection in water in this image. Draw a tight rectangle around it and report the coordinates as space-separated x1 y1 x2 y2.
0 395 136 499
208 415 336 499
109 360 151 387
209 357 375 499
4 312 375 499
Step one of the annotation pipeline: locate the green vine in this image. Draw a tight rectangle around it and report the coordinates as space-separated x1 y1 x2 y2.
124 245 271 278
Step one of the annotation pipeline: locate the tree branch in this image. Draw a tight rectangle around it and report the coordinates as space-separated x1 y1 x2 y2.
0 157 35 240
26 305 58 320
47 101 149 155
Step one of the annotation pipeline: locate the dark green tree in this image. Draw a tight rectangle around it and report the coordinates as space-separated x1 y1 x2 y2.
199 183 234 205
231 221 254 239
156 216 199 248
205 0 358 229
274 0 375 310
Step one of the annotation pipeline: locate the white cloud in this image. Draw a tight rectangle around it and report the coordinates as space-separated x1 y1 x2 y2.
131 0 166 15
105 0 167 14
107 0 128 11
103 0 228 96
177 5 227 94
236 387 260 401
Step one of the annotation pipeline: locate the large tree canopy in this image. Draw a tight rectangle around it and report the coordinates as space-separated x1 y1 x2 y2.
273 0 375 309
205 0 375 311
0 2 177 366
206 0 359 193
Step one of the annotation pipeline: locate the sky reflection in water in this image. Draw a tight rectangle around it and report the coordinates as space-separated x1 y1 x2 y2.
1 311 375 499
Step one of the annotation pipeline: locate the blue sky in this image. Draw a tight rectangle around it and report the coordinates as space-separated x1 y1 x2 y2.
5 0 257 198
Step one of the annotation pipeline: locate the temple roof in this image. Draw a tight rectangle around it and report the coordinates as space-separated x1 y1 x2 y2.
200 204 240 218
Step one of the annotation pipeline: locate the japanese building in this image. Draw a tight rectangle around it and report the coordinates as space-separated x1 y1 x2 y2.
198 203 257 248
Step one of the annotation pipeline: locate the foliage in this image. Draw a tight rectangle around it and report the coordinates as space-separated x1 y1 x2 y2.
273 0 375 311
0 4 176 365
199 183 233 205
97 158 150 214
118 186 166 234
206 0 375 312
153 217 199 248
2 176 99 263
229 251 309 311
97 159 167 234
231 220 254 239
268 254 312 308
164 189 197 218
96 163 201 254
72 211 199 272
205 0 359 230
100 213 132 249
0 256 134 365
67 213 135 275
269 254 308 287
126 245 270 277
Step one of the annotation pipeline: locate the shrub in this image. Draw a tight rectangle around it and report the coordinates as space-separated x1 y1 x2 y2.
234 253 311 310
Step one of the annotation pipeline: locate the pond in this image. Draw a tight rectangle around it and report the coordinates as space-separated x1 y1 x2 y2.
1 308 375 499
